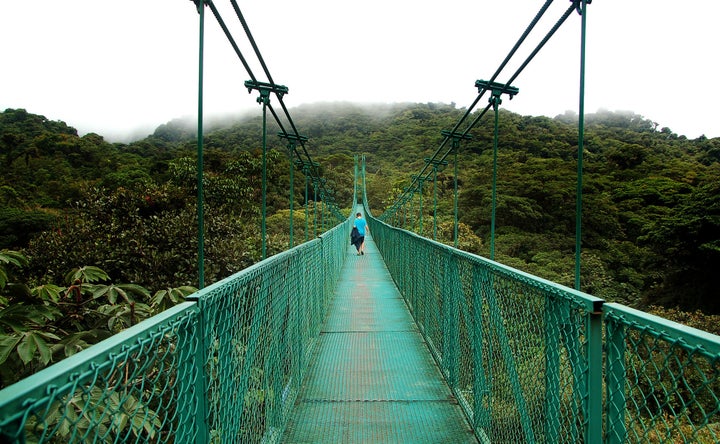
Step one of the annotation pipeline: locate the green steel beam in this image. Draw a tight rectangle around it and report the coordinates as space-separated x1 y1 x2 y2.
279 133 308 248
411 174 426 235
575 0 589 292
196 0 206 289
478 80 518 260
425 158 448 241
245 80 288 259
441 130 472 248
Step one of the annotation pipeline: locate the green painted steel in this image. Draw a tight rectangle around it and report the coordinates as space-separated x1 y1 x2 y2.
3 159 720 442
0 214 353 443
367 208 603 442
283 207 477 443
0 302 203 442
303 162 310 241
288 143 295 247
575 0 589 291
365 195 720 442
196 0 205 289
604 303 720 443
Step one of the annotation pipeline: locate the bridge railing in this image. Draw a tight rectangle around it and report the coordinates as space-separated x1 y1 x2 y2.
0 216 352 443
604 303 720 443
367 208 720 443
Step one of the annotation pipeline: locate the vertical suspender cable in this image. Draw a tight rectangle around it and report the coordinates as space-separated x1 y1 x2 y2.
453 147 459 248
261 94 268 259
289 144 295 248
418 180 424 235
490 94 501 261
196 0 205 289
313 181 318 238
432 166 438 240
575 0 588 291
304 168 309 242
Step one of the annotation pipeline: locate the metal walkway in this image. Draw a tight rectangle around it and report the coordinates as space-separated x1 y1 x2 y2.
282 232 478 443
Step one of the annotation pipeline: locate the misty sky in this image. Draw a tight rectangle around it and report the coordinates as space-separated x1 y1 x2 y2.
2 1 719 142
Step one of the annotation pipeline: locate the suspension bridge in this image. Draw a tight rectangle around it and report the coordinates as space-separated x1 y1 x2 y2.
2 1 720 442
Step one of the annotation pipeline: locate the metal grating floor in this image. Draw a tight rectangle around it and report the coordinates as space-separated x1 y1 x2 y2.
282 233 478 443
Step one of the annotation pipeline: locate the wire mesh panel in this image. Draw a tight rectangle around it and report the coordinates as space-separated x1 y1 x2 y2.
196 218 351 443
369 209 604 443
0 217 352 444
0 303 202 443
605 304 720 444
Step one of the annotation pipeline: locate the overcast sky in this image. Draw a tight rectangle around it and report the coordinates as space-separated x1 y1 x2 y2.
2 1 719 142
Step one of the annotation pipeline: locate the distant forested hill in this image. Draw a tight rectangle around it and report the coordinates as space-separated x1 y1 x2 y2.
1 104 719 313
1 103 719 387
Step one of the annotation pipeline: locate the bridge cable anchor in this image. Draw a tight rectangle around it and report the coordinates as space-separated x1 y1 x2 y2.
475 79 519 110
244 80 289 105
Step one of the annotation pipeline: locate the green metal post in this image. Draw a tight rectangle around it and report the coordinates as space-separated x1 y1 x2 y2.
432 166 438 240
402 193 408 228
288 144 295 248
313 179 318 238
418 178 424 235
321 191 325 232
472 269 489 433
354 155 358 204
441 130 471 248
423 158 447 241
304 166 309 242
575 0 588 291
606 316 627 444
490 93 501 261
195 0 205 289
587 309 603 443
362 154 366 206
261 91 269 259
476 80 518 261
192 6 209 441
244 81 288 260
442 258 459 388
453 147 459 247
280 134 307 248
544 297 561 442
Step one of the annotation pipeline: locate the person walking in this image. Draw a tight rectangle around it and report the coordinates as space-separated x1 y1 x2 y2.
353 212 369 255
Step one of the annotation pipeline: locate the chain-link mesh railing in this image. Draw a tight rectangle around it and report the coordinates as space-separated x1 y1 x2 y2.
605 303 720 443
0 302 203 443
196 217 351 443
0 216 351 443
367 209 603 443
367 202 720 443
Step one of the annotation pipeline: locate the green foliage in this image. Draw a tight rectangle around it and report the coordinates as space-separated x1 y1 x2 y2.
0 248 196 388
0 207 57 248
0 104 718 389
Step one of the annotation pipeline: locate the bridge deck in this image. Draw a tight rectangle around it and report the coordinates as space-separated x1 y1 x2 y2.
282 232 478 443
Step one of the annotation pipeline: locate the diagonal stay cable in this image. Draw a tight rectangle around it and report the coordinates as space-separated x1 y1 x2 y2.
453 2 577 144
437 0 578 166
384 0 581 221
204 0 336 209
229 0 330 197
391 0 557 215
206 1 257 84
500 2 577 100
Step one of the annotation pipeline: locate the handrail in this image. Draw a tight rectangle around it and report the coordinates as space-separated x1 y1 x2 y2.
363 155 720 443
0 215 352 443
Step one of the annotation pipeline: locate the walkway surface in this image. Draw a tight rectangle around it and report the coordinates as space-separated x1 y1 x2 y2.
282 231 478 443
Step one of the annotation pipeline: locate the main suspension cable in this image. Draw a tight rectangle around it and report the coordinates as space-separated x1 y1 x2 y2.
385 0 580 221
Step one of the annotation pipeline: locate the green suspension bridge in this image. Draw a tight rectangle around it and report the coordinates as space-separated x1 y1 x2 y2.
2 1 720 442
